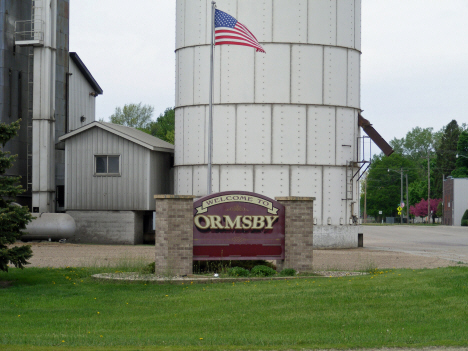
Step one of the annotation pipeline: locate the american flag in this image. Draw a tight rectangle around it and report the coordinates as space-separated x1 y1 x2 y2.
214 9 265 53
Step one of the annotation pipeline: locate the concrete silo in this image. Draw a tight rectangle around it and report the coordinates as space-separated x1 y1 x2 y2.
175 0 363 248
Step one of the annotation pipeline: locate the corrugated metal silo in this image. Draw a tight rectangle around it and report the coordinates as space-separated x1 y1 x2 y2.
174 0 362 248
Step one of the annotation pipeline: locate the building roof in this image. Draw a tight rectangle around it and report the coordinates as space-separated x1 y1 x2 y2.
58 121 174 153
69 52 103 95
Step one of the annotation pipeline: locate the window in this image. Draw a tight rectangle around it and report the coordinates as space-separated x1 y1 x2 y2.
95 155 121 176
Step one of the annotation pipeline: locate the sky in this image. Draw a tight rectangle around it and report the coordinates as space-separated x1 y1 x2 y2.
70 0 468 145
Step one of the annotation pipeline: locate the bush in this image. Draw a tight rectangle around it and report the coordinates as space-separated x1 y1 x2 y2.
278 268 297 277
251 265 277 277
228 267 250 277
462 210 468 226
462 210 468 220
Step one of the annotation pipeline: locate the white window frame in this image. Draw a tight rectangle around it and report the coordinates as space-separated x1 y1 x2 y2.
94 154 121 176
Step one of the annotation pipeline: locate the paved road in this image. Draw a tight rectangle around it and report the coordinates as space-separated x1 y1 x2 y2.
362 225 468 264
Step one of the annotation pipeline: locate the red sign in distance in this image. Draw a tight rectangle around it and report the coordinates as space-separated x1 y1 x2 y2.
193 191 285 261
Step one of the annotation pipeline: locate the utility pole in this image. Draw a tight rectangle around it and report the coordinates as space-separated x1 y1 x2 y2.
406 173 409 224
427 156 430 224
400 167 403 225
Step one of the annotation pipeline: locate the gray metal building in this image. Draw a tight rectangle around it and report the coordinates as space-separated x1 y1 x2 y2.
59 122 174 244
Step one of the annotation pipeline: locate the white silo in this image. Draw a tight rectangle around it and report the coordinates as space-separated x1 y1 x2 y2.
174 0 363 248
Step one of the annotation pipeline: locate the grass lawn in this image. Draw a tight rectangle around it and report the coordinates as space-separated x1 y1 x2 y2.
1 265 468 350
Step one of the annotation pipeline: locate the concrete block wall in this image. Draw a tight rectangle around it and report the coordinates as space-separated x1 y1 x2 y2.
67 211 144 244
154 195 196 276
276 197 314 272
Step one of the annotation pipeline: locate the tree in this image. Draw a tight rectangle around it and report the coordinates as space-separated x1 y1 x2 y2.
451 130 468 178
403 127 435 162
433 120 461 198
451 131 468 178
409 198 441 223
0 120 33 272
144 107 175 144
109 103 154 129
364 153 419 219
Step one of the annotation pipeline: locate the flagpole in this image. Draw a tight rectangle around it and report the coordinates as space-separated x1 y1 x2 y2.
208 1 216 195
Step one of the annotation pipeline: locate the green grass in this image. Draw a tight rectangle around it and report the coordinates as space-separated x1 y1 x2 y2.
1 266 468 350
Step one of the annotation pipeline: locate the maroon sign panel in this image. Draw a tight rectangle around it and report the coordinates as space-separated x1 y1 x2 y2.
193 191 285 261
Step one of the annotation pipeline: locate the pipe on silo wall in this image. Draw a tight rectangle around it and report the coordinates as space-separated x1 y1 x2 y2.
174 0 362 248
21 213 76 241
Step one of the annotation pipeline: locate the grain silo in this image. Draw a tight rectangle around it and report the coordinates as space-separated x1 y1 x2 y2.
174 0 370 248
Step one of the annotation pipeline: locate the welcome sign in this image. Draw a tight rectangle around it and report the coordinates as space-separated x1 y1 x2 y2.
193 191 285 260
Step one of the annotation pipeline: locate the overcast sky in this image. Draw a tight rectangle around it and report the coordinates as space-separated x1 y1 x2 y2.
70 1 468 145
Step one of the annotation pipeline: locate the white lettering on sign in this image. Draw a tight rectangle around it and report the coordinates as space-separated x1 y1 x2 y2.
196 195 279 215
194 215 279 231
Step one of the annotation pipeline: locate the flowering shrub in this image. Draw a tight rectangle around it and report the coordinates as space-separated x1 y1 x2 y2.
409 198 441 220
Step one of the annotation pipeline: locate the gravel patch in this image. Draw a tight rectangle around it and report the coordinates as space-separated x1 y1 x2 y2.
13 242 463 270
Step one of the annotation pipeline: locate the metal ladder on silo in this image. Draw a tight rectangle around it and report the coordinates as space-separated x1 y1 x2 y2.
345 161 354 201
26 46 34 192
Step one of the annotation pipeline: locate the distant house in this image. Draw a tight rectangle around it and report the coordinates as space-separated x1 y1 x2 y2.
443 177 468 226
58 122 174 244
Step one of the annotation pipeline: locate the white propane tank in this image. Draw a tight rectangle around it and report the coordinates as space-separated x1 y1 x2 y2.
21 213 76 241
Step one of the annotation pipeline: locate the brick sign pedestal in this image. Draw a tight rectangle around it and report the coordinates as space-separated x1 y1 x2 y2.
154 195 196 276
276 197 315 273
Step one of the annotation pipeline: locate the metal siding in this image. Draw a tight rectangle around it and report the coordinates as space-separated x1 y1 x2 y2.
236 105 271 164
68 58 96 131
323 166 346 225
255 44 290 103
176 166 193 195
273 0 307 43
291 44 323 104
307 106 335 165
254 165 289 198
291 166 322 225
193 165 207 196
212 165 220 193
220 45 255 103
66 127 151 211
194 46 210 105
174 108 184 166
176 0 185 49
175 51 180 106
220 165 254 192
185 0 207 47
177 47 194 107
238 0 273 43
347 49 360 109
212 105 236 164
354 0 361 51
323 46 347 106
337 0 355 48
192 165 220 195
454 179 468 226
183 106 206 165
272 105 306 164
308 0 336 46
336 108 355 165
